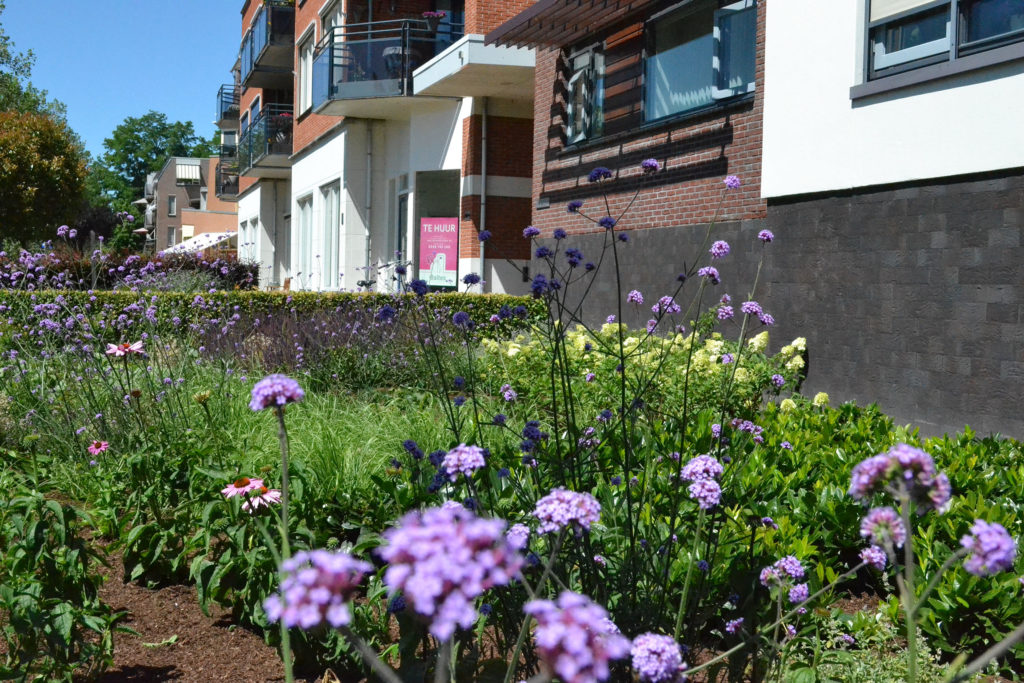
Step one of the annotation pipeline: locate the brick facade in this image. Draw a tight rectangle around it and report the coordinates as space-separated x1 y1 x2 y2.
459 114 533 261
465 0 534 35
529 0 766 239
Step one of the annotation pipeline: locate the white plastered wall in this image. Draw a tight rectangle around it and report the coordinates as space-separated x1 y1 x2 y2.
290 130 346 291
762 0 1024 198
236 186 262 278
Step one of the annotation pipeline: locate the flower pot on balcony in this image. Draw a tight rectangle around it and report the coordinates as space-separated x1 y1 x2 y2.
422 11 446 33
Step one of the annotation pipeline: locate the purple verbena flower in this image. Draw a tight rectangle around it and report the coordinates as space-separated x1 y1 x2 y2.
442 443 487 481
724 175 741 189
849 444 951 513
961 520 1017 576
477 229 492 241
523 225 541 239
725 618 744 634
740 301 762 317
860 506 907 548
718 305 734 320
627 289 644 305
758 229 774 243
525 591 630 683
501 383 517 402
710 240 730 259
860 545 887 570
680 455 723 482
599 216 617 229
640 158 661 173
249 374 304 411
533 487 601 534
506 523 530 550
263 550 372 629
771 374 785 388
688 479 722 509
567 199 584 213
788 583 809 604
379 505 523 639
630 633 685 683
652 296 681 315
697 266 720 284
589 167 613 183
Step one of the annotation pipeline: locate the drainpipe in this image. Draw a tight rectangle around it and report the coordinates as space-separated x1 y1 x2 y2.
365 120 373 282
480 97 488 291
272 180 279 289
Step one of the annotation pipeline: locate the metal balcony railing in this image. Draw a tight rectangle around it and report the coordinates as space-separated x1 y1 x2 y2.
238 103 293 172
216 85 240 124
216 165 240 200
240 0 295 88
312 18 464 107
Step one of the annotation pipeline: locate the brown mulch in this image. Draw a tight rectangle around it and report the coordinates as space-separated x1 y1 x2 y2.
90 550 327 682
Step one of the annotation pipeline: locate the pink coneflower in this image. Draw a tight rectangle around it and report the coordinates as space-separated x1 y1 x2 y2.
105 341 144 357
222 476 264 498
242 485 282 513
87 440 109 455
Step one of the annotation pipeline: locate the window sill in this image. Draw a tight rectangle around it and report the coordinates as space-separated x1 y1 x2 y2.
850 40 1024 101
560 94 754 157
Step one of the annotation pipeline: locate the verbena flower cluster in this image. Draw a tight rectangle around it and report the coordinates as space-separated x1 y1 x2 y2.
378 505 523 639
249 374 305 411
849 443 951 512
630 633 687 682
442 443 487 481
263 550 372 628
961 519 1017 577
524 591 630 683
533 487 602 534
680 454 724 510
860 506 907 548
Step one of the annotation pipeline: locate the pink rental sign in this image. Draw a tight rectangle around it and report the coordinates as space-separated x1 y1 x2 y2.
419 217 458 287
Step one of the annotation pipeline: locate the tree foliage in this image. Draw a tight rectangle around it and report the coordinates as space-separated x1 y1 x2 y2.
0 0 66 119
0 111 87 242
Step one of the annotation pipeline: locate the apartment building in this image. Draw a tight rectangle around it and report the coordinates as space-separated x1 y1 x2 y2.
217 0 536 293
140 157 238 251
488 0 1024 436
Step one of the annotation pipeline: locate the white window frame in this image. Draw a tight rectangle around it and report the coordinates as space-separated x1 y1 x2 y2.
565 47 603 144
298 29 315 114
320 180 341 290
297 195 314 289
712 0 758 99
167 195 177 217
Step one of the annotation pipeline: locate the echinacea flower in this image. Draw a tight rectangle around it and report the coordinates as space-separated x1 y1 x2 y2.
242 485 282 513
263 550 372 628
222 476 264 498
105 341 144 357
525 591 630 683
87 440 109 455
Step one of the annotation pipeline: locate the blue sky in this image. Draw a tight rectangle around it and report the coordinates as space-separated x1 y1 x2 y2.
4 0 242 158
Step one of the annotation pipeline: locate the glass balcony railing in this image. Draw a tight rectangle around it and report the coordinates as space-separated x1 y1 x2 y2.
240 0 295 89
216 85 240 125
238 104 293 173
312 19 463 108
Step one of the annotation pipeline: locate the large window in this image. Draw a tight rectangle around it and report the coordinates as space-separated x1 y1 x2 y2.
566 48 604 143
320 181 340 290
297 196 313 288
644 0 756 122
869 0 1024 79
298 35 314 113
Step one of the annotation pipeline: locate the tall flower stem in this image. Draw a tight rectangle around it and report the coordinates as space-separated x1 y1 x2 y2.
673 508 706 639
503 529 567 683
898 492 917 683
274 405 294 683
434 638 452 683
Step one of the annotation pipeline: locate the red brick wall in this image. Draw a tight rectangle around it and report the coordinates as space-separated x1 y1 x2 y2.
466 0 534 35
459 113 533 261
529 0 767 238
292 0 341 153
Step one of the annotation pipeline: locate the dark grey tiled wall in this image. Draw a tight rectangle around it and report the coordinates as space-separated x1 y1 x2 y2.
535 170 1024 438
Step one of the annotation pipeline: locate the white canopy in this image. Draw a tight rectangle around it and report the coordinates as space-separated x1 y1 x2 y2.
159 231 236 255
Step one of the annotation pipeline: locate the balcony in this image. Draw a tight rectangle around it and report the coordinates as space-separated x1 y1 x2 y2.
312 19 463 119
240 0 295 90
216 164 240 201
216 85 240 128
238 104 293 178
414 35 535 100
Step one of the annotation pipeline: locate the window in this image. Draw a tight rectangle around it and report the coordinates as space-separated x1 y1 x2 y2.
167 195 177 216
645 0 756 122
297 196 313 287
200 189 208 211
868 0 1024 79
167 227 176 248
566 48 604 143
240 112 249 135
320 181 340 290
299 35 314 113
181 225 195 241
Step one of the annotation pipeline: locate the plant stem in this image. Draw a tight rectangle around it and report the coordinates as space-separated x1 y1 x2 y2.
901 494 917 683
340 626 405 683
434 638 451 683
673 508 705 639
274 405 294 683
503 529 566 683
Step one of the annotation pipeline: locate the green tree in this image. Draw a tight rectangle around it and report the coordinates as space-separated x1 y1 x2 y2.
0 111 86 243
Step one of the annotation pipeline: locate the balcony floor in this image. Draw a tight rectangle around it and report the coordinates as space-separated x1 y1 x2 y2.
414 35 535 99
314 93 456 120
